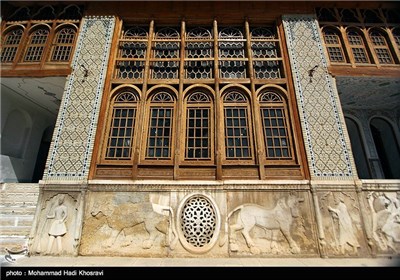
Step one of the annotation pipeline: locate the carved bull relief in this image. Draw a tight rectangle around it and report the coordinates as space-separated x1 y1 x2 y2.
223 192 317 256
366 191 400 255
79 192 177 256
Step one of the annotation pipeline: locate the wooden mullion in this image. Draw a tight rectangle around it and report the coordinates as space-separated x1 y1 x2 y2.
135 20 154 173
363 27 380 67
245 20 265 179
386 27 400 64
40 21 57 69
174 19 186 179
213 19 222 180
12 21 31 69
341 26 357 68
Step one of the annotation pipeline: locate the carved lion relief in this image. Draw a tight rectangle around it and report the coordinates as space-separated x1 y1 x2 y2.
80 192 176 256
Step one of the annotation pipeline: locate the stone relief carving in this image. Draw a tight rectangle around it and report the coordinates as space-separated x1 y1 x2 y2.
33 193 78 255
90 201 178 249
221 193 305 255
320 192 363 256
80 193 177 256
328 195 360 254
45 194 68 254
367 191 400 254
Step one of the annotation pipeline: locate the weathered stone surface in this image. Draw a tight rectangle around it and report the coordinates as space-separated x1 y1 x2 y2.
224 191 319 257
318 191 368 257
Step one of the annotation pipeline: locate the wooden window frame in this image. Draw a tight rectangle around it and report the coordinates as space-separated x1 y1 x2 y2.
368 27 395 65
141 88 177 165
22 24 51 63
220 88 254 164
321 26 348 64
48 23 78 64
92 19 308 180
100 86 141 165
258 88 296 165
346 27 371 64
182 89 214 165
1 25 25 64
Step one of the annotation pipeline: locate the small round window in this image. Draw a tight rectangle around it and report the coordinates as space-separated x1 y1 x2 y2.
177 193 220 254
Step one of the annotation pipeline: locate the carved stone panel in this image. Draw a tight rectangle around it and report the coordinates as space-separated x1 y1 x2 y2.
363 191 400 256
224 191 318 256
80 192 173 257
318 191 368 257
170 191 227 257
29 191 83 256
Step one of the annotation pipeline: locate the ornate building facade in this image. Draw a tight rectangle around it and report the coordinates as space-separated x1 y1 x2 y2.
1 1 399 258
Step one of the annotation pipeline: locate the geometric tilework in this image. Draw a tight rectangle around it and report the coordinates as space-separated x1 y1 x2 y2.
282 15 356 179
44 16 115 181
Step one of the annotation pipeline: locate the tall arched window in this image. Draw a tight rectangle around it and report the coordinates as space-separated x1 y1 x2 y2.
369 29 394 64
104 90 139 160
145 90 176 159
322 27 346 63
345 117 371 179
370 118 400 179
23 26 50 62
50 25 77 62
259 90 293 161
1 27 24 63
184 91 213 160
346 28 370 64
223 89 252 159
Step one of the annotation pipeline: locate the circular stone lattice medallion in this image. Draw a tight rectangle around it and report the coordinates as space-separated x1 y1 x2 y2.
177 193 220 254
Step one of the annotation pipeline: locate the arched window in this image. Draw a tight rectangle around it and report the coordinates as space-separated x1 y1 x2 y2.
258 90 293 160
145 90 175 159
104 90 139 160
50 25 77 62
1 27 24 63
346 28 370 64
223 89 252 159
369 29 394 64
23 26 50 62
345 117 371 179
370 118 400 179
184 91 213 160
322 27 346 63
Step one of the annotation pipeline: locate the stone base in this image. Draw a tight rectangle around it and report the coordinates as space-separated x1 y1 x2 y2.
27 180 400 258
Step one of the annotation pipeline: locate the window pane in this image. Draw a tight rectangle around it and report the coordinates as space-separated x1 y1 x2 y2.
224 107 251 159
185 108 211 159
146 107 174 159
106 106 136 160
261 107 292 160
